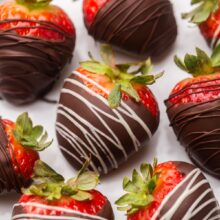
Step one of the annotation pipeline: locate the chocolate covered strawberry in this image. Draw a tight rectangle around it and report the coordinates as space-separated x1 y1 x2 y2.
165 47 220 179
56 45 162 175
116 159 220 219
182 0 220 48
12 160 114 220
0 0 75 104
0 112 52 193
83 0 177 58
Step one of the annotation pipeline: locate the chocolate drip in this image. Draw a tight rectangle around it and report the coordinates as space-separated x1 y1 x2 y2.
0 120 26 193
165 81 220 179
153 161 220 219
0 19 75 105
86 0 177 58
12 199 114 220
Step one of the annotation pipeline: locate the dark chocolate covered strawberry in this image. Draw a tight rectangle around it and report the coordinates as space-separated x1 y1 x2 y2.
182 0 220 48
83 0 177 58
12 160 114 220
56 45 162 175
116 159 220 220
165 47 220 179
0 0 75 104
0 112 52 193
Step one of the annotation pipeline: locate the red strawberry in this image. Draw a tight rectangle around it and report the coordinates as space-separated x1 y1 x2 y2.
116 159 220 219
0 0 75 40
165 47 220 179
182 0 220 48
12 160 114 219
0 0 75 105
83 0 110 27
0 112 52 193
56 45 162 175
78 45 162 116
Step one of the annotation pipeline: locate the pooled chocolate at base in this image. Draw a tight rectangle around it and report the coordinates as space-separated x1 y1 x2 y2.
0 19 75 105
0 121 27 193
86 0 177 58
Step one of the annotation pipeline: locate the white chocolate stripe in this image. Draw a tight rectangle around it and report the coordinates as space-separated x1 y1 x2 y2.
63 78 139 150
151 168 219 220
12 202 107 220
72 71 152 138
57 107 109 173
211 24 220 48
56 121 104 171
57 73 153 173
204 207 220 220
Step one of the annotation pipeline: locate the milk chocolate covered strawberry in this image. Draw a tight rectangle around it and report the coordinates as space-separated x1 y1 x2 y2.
165 47 220 179
0 0 75 104
56 45 162 175
0 112 52 193
12 160 114 220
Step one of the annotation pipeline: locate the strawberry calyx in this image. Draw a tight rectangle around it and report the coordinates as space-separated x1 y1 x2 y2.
13 112 53 152
115 159 159 215
15 0 52 10
22 160 100 201
182 0 219 24
174 47 220 77
80 44 163 108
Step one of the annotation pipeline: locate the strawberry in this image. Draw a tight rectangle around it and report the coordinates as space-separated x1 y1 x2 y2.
12 160 114 220
0 0 75 40
83 0 110 27
56 45 162 175
0 112 52 193
116 159 220 219
182 0 220 48
0 0 75 104
79 45 162 115
165 47 220 179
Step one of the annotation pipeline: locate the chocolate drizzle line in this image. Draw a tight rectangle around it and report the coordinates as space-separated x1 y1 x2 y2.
0 19 75 105
87 0 177 57
0 120 26 193
165 79 220 179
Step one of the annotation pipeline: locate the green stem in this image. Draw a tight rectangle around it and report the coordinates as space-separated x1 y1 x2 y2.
16 0 52 9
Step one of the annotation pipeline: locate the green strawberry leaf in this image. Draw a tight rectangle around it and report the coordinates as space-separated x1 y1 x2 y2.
116 159 159 215
13 112 52 151
81 45 163 109
182 0 219 23
121 82 140 102
80 61 115 79
23 160 99 202
33 160 64 183
211 43 220 67
100 44 115 67
108 84 122 108
174 47 218 76
71 191 93 201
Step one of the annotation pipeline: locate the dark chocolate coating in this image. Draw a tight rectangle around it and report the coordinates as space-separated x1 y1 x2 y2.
166 85 220 179
85 0 177 58
0 19 75 105
0 120 27 194
152 161 220 219
56 72 159 175
12 198 114 220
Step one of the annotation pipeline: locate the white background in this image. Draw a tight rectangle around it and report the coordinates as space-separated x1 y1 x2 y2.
0 0 219 219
